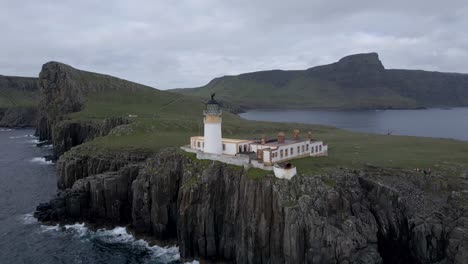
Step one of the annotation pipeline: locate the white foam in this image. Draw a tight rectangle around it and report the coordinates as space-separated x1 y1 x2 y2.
40 223 181 262
30 157 53 165
9 134 34 139
94 226 180 261
41 224 60 232
185 261 200 264
21 213 38 225
28 139 40 144
0 128 12 132
63 223 88 237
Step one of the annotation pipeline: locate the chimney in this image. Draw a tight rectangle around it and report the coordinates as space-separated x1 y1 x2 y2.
261 135 266 145
307 131 312 140
293 129 300 140
277 132 285 144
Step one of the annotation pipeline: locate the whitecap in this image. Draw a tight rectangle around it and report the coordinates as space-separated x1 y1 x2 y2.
30 157 53 165
0 128 12 132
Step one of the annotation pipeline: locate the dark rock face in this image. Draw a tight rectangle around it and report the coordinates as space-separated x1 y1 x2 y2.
37 62 86 141
36 150 468 263
56 148 149 190
51 117 129 158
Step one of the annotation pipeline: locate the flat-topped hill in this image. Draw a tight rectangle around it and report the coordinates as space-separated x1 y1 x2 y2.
172 52 468 110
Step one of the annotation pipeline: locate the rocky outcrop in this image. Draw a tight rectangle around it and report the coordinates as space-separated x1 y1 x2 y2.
56 146 150 189
35 61 159 158
35 150 468 263
51 117 129 158
37 62 87 141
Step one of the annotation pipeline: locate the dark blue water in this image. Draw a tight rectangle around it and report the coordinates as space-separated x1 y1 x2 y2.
240 108 468 141
0 128 185 264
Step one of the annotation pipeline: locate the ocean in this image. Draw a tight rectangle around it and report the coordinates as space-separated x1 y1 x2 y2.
0 128 185 264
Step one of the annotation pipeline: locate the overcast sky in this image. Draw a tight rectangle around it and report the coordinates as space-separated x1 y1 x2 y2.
1 0 468 89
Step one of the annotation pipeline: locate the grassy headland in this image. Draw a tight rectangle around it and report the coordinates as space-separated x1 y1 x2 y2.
37 62 467 182
0 75 38 108
67 84 468 179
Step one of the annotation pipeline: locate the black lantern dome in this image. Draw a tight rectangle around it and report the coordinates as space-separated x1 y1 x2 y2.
204 93 221 115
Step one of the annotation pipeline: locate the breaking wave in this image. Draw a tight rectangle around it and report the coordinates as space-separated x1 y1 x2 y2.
0 128 13 132
30 157 53 165
40 223 182 263
21 213 38 225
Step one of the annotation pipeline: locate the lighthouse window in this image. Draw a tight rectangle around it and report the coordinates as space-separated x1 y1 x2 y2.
297 146 300 153
280 150 283 158
302 145 305 152
197 141 200 148
319 145 322 152
223 144 226 151
306 144 309 151
290 147 294 155
315 146 318 152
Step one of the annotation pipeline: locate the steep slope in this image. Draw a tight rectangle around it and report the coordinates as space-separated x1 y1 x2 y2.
35 61 241 157
172 53 468 109
0 75 39 127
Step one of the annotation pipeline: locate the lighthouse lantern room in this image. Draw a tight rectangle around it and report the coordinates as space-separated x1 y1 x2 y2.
203 93 223 154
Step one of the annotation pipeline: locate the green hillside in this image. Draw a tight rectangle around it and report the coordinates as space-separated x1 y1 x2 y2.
172 53 468 110
0 75 38 108
35 62 468 182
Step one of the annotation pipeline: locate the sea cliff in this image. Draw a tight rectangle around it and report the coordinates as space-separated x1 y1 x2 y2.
35 148 468 263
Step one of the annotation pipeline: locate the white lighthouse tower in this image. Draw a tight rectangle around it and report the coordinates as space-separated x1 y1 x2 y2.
203 93 223 154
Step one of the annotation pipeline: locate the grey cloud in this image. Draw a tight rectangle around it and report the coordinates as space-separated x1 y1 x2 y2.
1 0 467 89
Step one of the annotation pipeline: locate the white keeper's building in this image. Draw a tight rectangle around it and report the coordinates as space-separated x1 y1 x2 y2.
184 94 328 179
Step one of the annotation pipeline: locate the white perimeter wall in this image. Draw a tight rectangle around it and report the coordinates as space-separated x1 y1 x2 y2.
224 142 238 155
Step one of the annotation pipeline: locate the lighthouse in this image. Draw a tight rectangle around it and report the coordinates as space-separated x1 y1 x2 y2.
203 93 223 154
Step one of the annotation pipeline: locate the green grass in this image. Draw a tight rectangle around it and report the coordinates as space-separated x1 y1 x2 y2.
247 168 271 180
171 73 421 110
0 87 38 108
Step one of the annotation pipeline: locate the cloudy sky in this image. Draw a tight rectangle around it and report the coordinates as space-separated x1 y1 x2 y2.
1 0 468 89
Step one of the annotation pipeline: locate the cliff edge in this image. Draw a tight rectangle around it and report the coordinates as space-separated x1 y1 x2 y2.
36 149 468 264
